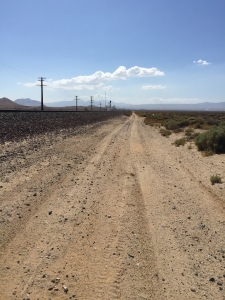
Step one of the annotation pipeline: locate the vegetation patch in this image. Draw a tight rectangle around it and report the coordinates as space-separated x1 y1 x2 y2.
174 138 186 147
160 128 172 137
195 125 225 154
210 174 222 185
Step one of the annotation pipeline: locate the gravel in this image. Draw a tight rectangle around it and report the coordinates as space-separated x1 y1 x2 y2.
0 111 123 144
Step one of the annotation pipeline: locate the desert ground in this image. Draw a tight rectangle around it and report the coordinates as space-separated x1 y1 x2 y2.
0 113 225 300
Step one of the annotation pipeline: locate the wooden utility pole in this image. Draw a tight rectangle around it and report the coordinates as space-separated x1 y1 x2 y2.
90 96 94 111
105 91 106 110
75 96 79 111
37 77 46 111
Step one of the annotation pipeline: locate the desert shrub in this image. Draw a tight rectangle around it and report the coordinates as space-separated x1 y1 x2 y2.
207 118 219 126
219 121 225 127
186 132 200 141
173 128 184 133
174 138 186 147
210 174 222 185
185 128 194 136
195 125 225 154
178 120 190 127
164 120 179 130
160 128 172 137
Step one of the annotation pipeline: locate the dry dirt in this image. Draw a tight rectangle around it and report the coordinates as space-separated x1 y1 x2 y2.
0 113 225 300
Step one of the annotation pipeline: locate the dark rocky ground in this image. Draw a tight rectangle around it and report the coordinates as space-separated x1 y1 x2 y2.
0 111 123 144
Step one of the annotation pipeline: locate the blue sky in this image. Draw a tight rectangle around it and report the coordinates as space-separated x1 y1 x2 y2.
1 0 225 105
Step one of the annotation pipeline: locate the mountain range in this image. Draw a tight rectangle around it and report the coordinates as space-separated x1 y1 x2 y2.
13 98 225 111
0 97 225 111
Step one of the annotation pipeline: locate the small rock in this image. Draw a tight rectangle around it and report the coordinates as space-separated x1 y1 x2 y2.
33 193 37 196
209 277 215 282
48 211 52 215
48 286 54 290
190 288 196 292
217 281 223 286
63 285 68 293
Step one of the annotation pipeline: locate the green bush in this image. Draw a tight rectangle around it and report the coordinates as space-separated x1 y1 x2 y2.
174 138 186 147
164 120 179 130
210 174 222 185
160 128 172 137
195 125 225 154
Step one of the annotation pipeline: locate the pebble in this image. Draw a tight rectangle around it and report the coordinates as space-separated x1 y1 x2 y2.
48 211 52 215
63 285 68 293
217 281 223 286
209 277 215 282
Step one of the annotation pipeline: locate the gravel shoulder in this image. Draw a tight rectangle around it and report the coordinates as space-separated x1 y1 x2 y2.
0 113 224 300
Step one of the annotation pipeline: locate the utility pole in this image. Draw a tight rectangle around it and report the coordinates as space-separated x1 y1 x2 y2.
100 102 101 112
75 96 79 111
90 96 94 111
37 77 46 111
105 91 106 110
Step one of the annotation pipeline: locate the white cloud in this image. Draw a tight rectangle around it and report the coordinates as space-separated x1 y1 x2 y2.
142 85 165 90
23 66 164 91
148 97 201 104
193 59 210 66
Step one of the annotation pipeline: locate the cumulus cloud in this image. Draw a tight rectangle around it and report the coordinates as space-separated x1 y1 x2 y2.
23 66 164 91
193 59 210 66
142 85 165 90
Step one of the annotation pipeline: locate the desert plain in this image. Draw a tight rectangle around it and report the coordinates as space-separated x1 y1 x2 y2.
0 113 225 299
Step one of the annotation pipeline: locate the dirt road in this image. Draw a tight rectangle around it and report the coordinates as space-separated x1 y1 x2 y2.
0 113 225 300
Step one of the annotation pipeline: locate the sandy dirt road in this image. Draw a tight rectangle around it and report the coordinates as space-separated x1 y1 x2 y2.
0 113 225 300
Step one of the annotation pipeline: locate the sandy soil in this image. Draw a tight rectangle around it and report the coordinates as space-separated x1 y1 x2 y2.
0 113 225 300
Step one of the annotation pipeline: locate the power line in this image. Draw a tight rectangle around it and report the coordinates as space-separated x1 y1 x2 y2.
37 77 47 111
0 61 36 78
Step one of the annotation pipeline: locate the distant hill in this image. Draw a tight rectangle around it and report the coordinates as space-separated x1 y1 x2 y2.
45 99 90 107
15 98 41 106
111 101 225 111
1 97 225 111
47 100 225 111
0 97 24 109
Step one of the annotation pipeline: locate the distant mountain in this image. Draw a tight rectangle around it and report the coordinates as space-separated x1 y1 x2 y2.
0 97 24 109
2 97 225 111
111 101 225 111
45 99 91 107
15 98 41 106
